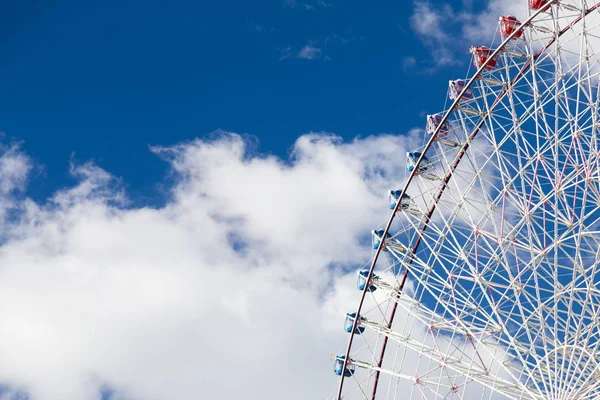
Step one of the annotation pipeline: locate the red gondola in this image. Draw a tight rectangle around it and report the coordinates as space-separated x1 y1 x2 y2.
530 0 549 10
470 46 497 71
500 16 522 39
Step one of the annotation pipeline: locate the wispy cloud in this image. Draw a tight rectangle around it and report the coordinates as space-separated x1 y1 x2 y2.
279 43 323 61
323 33 362 45
248 21 274 33
284 0 332 10
278 46 294 61
411 1 451 42
409 1 461 71
315 0 333 8
280 35 360 62
460 0 527 40
297 44 322 60
402 56 417 72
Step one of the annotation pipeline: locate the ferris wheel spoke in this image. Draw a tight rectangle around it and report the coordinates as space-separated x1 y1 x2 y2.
335 3 600 399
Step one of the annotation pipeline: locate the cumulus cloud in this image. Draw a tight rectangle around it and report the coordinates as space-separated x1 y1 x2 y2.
0 131 418 400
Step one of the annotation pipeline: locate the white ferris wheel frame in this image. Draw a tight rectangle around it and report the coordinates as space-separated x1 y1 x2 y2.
335 1 600 399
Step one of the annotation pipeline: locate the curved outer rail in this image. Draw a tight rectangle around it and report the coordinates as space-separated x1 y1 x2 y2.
335 1 600 399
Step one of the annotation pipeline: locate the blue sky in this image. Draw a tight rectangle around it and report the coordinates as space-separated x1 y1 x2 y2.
4 1 597 399
0 0 475 206
0 1 519 399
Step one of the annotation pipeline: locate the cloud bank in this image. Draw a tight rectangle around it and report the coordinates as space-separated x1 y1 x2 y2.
0 131 414 400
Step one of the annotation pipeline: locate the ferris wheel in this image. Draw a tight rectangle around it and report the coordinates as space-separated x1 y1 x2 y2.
333 1 600 399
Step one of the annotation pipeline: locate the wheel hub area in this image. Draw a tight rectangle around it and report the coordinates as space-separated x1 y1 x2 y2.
530 345 600 399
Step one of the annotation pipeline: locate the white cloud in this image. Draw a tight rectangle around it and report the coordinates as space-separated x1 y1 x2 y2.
408 1 466 71
249 22 273 33
0 143 31 228
282 35 360 62
410 1 450 42
402 55 417 72
409 0 594 70
316 0 332 8
278 45 294 61
442 0 600 76
279 43 324 61
0 132 418 400
407 0 533 71
280 42 326 61
460 0 527 41
297 44 322 60
284 0 332 10
407 0 588 72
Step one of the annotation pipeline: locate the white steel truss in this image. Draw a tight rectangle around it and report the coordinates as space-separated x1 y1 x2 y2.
335 1 600 399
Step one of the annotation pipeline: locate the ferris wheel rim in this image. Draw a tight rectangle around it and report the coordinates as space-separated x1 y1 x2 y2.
335 2 600 399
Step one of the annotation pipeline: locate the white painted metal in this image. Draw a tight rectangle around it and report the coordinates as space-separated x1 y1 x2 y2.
335 1 600 399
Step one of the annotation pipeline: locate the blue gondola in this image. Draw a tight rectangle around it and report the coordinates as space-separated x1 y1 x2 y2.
357 270 377 292
333 356 356 377
407 152 430 173
344 312 366 334
389 190 411 210
372 229 391 250
426 114 449 139
449 80 473 102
